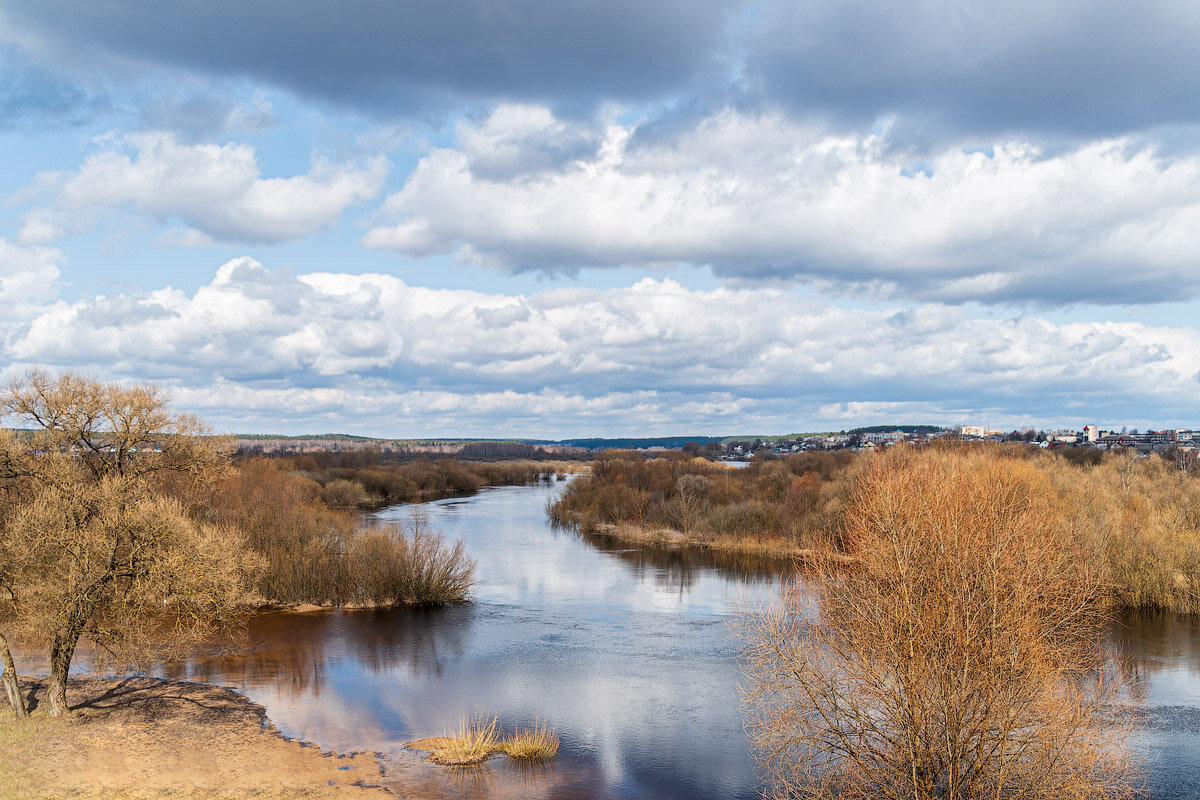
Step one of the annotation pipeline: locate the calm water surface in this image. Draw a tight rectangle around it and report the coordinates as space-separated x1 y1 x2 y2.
61 481 1200 798
166 480 777 799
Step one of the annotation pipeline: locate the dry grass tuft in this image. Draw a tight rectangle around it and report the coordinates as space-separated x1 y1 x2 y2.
426 715 502 766
501 719 560 760
409 715 561 767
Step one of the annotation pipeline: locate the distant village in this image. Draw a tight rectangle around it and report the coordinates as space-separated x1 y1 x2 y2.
718 424 1200 459
233 424 1200 462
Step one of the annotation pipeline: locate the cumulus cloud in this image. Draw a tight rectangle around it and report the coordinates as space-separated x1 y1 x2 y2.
7 259 1200 435
365 106 1200 305
0 238 62 318
18 132 387 245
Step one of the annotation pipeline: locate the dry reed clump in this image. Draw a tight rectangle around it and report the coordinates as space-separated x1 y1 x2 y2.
427 715 502 766
501 720 560 760
742 446 1139 800
411 716 560 766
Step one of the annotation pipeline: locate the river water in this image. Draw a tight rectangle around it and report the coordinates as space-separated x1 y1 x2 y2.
63 481 1200 798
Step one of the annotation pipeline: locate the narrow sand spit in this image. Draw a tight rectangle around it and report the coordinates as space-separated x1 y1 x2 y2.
0 676 394 799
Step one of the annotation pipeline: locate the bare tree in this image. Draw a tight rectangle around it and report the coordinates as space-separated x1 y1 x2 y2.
741 447 1138 800
675 473 712 536
0 371 255 717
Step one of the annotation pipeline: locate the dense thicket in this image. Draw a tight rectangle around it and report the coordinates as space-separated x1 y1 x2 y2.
551 444 1200 613
187 458 477 606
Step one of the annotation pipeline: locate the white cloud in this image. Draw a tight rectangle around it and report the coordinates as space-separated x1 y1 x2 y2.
6 258 1200 435
0 238 62 318
19 132 387 244
365 106 1200 305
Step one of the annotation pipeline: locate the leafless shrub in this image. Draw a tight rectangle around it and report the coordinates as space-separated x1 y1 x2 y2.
741 447 1139 800
343 514 474 606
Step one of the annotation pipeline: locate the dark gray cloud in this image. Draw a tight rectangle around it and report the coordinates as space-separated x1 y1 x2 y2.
0 0 740 117
5 1 1199 140
137 91 275 140
746 0 1200 139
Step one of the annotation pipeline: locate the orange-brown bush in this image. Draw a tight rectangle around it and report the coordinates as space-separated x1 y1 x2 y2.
342 515 473 606
549 450 854 549
1042 450 1200 614
741 447 1137 800
194 459 473 606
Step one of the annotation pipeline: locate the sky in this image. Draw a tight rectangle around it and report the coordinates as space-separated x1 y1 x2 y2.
2 1 1200 438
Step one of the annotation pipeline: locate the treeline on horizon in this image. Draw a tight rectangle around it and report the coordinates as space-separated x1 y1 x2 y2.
550 443 1200 614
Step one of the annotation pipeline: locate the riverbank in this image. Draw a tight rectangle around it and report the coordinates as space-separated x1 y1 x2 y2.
0 676 393 799
552 447 1200 614
583 521 857 564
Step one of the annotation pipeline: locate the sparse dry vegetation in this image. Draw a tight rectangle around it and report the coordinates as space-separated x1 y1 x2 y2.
552 443 1200 614
549 450 853 555
190 459 475 607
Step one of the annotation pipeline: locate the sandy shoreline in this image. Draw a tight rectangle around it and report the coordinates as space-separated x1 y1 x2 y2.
0 676 396 799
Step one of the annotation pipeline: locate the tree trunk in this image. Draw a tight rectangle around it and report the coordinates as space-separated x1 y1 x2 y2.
0 632 28 718
44 571 115 717
45 629 79 717
45 587 104 717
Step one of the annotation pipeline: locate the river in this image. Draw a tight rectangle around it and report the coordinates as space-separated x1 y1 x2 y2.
64 481 1200 798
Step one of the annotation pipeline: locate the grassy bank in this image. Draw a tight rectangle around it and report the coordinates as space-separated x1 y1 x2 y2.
577 520 845 562
550 445 1200 614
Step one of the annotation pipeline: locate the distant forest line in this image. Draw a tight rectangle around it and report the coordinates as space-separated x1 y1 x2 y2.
230 427 948 453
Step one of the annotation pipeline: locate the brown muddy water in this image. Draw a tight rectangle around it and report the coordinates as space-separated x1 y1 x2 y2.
33 481 1200 799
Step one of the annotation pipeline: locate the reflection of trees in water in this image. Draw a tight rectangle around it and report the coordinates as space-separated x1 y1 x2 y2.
577 530 785 594
157 606 470 697
1110 610 1200 703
